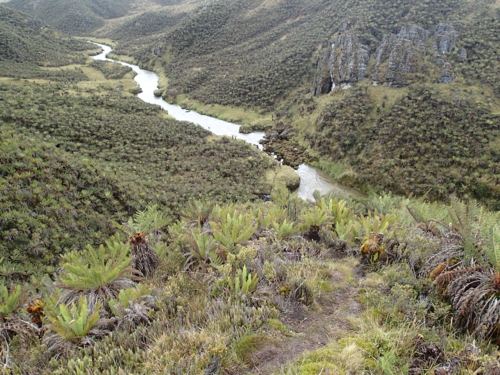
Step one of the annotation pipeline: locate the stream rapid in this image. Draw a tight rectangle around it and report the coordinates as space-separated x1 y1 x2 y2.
91 42 361 200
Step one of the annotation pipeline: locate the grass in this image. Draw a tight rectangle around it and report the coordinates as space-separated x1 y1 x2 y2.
173 94 274 126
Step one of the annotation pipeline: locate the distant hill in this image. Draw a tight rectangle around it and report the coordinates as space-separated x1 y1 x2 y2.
0 5 92 80
6 0 133 34
0 6 89 65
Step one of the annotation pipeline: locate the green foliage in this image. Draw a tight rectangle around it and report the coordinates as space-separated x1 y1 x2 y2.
357 210 400 239
227 266 258 298
0 6 92 66
89 61 134 80
484 227 500 272
211 212 257 251
181 199 214 225
7 0 133 35
44 296 101 341
300 206 330 230
59 241 132 290
311 85 500 206
184 227 220 270
108 283 151 318
0 283 21 319
122 204 171 236
271 219 298 240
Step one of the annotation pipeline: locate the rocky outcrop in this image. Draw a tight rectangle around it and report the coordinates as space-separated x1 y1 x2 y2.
313 32 369 96
372 25 429 86
259 123 309 168
314 23 461 92
312 48 332 96
458 47 467 62
432 24 458 55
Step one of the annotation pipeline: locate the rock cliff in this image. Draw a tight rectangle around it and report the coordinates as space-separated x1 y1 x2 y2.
372 25 429 86
313 23 463 93
313 32 369 95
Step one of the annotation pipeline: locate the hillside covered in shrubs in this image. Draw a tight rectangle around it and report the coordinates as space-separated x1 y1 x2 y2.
2 1 500 373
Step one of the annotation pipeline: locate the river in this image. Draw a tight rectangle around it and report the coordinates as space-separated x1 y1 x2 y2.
90 42 361 200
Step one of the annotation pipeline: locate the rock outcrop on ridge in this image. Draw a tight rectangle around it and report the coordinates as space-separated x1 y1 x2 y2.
313 23 463 94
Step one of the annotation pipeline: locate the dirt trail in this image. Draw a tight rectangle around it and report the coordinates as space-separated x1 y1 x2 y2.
247 270 364 375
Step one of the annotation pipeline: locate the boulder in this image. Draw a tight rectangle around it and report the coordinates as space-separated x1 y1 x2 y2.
238 125 253 134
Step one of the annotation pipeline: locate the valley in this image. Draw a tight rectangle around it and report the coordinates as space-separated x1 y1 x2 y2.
1 0 500 373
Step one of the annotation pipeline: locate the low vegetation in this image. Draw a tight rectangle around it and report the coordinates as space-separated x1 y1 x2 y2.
2 189 500 373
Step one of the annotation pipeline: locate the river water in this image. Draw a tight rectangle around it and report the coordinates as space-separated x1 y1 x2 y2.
91 43 360 200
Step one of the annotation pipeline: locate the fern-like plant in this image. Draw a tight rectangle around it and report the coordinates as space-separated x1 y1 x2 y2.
0 284 21 321
210 212 257 252
57 240 138 312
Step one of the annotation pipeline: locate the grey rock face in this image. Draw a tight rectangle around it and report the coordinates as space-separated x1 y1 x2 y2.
313 23 461 93
312 48 333 96
152 45 163 57
329 33 369 85
372 25 429 86
458 47 467 62
312 32 369 96
437 62 453 83
432 24 458 55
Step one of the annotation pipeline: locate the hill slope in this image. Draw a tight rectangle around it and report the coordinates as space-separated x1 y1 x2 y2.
6 0 133 34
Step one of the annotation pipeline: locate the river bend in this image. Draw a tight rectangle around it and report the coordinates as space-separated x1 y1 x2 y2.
91 42 359 200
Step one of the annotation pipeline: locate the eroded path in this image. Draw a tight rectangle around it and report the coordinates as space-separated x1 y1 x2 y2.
247 262 364 375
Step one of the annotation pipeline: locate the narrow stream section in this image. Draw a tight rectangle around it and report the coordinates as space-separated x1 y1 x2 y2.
91 42 361 200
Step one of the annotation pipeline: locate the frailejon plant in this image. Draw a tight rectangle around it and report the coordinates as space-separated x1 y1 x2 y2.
57 240 139 312
117 205 171 277
271 219 298 241
300 206 331 242
184 227 221 271
43 295 108 354
210 212 257 253
108 283 154 328
181 199 214 226
436 227 500 339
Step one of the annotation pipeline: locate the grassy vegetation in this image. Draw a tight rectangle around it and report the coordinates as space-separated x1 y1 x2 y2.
6 0 134 35
3 187 500 373
3 1 500 372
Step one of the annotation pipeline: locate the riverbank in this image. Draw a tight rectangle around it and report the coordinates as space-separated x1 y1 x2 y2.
90 42 361 200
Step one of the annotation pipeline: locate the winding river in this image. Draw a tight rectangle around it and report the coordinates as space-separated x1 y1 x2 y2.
91 42 360 200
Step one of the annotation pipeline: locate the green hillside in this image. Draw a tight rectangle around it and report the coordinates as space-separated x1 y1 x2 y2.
6 0 133 34
0 5 93 80
3 2 500 374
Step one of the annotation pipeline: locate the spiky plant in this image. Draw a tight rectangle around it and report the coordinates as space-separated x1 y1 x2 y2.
210 212 257 253
183 228 221 271
228 266 258 300
271 219 298 241
43 296 110 354
0 284 21 321
300 206 331 242
57 240 139 313
181 199 214 227
436 228 500 339
118 205 170 277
